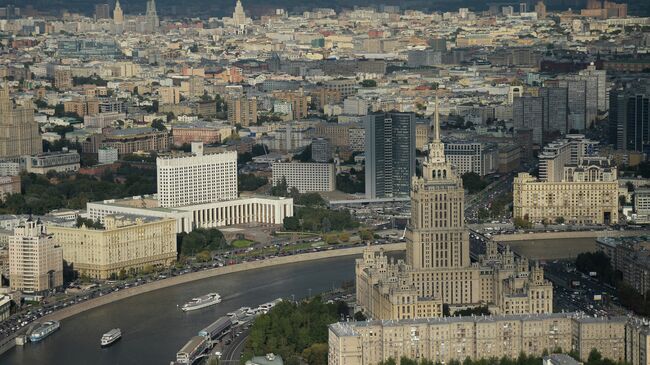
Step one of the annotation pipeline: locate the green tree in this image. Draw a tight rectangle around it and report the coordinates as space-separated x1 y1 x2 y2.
151 119 166 131
283 216 300 231
555 216 565 224
461 172 488 194
301 343 328 365
359 229 373 241
360 79 377 87
179 228 227 256
513 217 533 229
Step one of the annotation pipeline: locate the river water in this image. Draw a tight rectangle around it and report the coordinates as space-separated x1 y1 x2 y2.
1 255 358 365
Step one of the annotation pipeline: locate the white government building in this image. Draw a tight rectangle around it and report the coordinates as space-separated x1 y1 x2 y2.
86 142 293 233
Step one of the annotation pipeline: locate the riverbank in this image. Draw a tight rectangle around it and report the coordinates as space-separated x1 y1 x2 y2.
1 244 401 357
39 242 403 323
492 229 650 242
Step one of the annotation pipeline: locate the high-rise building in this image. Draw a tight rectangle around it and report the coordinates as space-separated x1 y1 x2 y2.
49 215 177 280
540 86 568 136
233 0 247 26
156 143 238 208
227 96 257 127
113 0 124 33
94 3 110 19
272 90 309 120
311 138 331 163
9 219 63 292
364 112 416 199
144 0 160 33
0 85 42 159
538 135 599 182
54 68 73 90
356 99 553 320
513 95 544 145
535 1 547 19
609 90 649 152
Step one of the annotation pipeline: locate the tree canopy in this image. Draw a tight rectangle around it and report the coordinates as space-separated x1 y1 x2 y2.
177 228 227 256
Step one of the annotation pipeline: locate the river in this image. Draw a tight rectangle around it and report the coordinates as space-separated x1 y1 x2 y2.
1 255 358 365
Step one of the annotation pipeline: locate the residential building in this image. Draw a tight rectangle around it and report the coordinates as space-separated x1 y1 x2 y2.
157 143 237 208
633 189 650 224
311 138 331 163
596 236 650 295
538 135 599 182
444 142 496 176
0 86 42 159
0 295 10 321
273 90 309 120
513 157 618 225
364 112 416 199
91 128 171 155
64 97 100 117
513 95 544 145
227 96 257 127
272 162 335 193
9 219 63 292
98 147 118 164
329 314 639 365
54 68 73 90
171 122 233 146
0 175 20 200
48 215 176 279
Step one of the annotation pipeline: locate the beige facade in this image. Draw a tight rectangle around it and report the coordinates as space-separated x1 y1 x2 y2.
49 215 177 279
9 220 63 293
329 314 637 365
227 96 257 127
356 100 552 321
513 164 619 225
272 90 309 120
0 86 42 159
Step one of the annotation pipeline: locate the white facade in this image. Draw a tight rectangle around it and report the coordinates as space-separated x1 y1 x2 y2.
86 195 294 233
272 162 336 193
98 147 119 164
156 144 238 208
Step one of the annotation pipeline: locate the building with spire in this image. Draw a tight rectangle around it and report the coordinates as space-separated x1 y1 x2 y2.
144 0 159 33
232 0 247 26
0 84 42 159
113 0 124 33
356 96 553 320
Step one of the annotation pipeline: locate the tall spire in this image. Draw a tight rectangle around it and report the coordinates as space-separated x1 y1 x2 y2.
433 93 440 142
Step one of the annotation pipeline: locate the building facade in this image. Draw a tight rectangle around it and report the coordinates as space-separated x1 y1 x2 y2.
227 96 257 127
23 149 81 174
364 112 416 199
9 219 63 292
157 143 238 208
329 314 643 365
272 162 335 193
48 215 176 279
0 86 42 159
86 195 294 233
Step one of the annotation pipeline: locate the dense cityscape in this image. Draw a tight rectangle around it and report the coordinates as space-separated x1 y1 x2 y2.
0 0 648 364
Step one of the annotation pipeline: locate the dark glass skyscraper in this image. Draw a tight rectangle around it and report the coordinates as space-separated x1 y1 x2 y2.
610 91 650 152
364 112 416 199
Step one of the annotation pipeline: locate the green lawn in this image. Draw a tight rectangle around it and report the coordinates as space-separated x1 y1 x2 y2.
231 239 254 248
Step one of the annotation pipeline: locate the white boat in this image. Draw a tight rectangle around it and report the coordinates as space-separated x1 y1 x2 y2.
101 328 122 347
29 321 60 342
181 293 221 312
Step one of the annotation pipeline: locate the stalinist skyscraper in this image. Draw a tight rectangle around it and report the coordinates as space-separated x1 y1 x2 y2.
145 0 160 33
113 0 124 34
233 0 247 26
0 85 42 159
356 95 553 320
